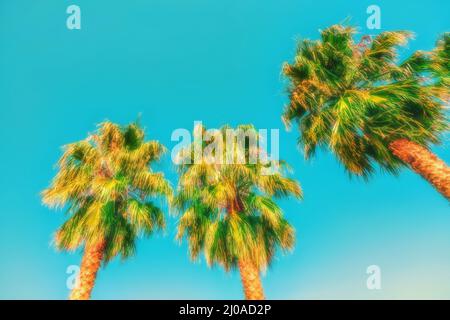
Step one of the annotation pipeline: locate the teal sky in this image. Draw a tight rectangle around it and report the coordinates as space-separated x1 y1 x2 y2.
0 0 449 299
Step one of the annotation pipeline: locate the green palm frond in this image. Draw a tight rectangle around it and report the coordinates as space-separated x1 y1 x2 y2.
175 124 301 272
42 121 172 263
283 24 449 177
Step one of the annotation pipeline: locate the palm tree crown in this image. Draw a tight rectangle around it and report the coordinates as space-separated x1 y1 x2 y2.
174 124 302 272
283 25 448 177
42 121 172 262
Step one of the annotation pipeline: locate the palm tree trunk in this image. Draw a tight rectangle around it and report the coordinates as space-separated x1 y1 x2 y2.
238 259 265 300
69 241 106 300
389 138 450 200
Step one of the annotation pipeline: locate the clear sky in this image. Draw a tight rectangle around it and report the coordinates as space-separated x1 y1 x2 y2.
0 0 449 299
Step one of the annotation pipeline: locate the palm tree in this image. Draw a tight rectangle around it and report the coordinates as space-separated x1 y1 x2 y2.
283 25 449 199
174 124 302 300
42 121 172 299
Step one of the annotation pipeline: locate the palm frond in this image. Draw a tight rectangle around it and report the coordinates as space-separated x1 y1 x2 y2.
283 24 449 177
42 121 171 263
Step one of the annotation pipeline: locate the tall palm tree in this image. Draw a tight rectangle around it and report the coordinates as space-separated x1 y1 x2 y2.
42 121 172 299
174 124 302 300
283 25 449 199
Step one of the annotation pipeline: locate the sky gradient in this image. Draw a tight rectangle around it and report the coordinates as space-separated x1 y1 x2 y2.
0 0 449 299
